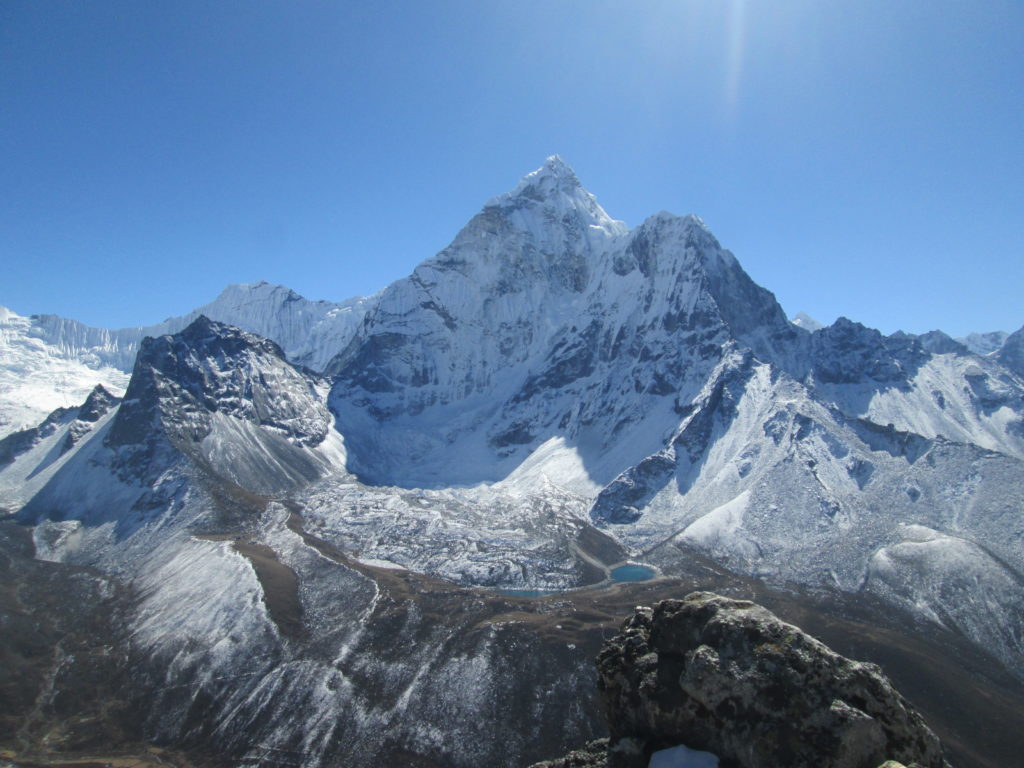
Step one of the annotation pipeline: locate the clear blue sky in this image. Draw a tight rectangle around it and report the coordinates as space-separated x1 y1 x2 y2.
2 0 1022 337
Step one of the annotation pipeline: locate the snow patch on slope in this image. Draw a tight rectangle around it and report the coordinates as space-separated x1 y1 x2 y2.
679 491 753 557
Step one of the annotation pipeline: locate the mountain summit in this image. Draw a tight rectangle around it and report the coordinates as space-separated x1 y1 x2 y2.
504 154 582 196
486 155 628 243
329 158 796 487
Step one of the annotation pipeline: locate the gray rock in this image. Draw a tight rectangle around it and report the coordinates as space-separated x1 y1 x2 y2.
593 592 949 768
529 739 609 768
997 324 1024 376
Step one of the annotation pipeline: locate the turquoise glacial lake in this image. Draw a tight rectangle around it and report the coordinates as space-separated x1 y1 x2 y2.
609 563 657 582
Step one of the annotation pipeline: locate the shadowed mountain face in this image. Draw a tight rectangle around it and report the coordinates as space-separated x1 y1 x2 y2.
109 316 329 449
1 158 1024 768
998 324 1024 376
0 384 119 473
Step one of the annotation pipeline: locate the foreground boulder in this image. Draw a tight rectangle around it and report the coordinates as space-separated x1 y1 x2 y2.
532 592 949 768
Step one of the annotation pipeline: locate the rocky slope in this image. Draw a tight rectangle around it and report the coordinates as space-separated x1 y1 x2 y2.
2 317 609 767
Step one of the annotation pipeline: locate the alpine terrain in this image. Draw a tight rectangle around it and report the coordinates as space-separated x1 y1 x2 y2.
2 157 1023 768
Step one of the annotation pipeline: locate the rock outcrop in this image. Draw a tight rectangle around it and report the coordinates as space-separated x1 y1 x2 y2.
0 383 119 469
532 592 949 768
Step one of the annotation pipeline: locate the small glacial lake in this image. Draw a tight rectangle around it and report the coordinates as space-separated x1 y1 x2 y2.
610 563 656 582
498 562 656 597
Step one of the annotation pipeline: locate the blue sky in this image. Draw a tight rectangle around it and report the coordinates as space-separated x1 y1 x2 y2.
2 0 1022 337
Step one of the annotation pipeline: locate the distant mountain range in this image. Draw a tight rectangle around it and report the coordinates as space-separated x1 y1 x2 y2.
2 157 1022 768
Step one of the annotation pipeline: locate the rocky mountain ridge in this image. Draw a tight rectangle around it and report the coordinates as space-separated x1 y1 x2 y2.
0 282 374 437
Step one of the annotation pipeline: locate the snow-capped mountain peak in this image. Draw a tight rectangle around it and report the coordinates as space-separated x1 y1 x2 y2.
957 330 1009 355
109 315 330 450
515 153 579 187
791 311 825 331
484 156 628 241
502 154 583 202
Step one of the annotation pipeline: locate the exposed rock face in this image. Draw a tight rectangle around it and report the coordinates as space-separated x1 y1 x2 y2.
108 315 329 449
997 324 1024 377
808 317 925 385
103 316 333 488
61 383 119 454
586 592 948 768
